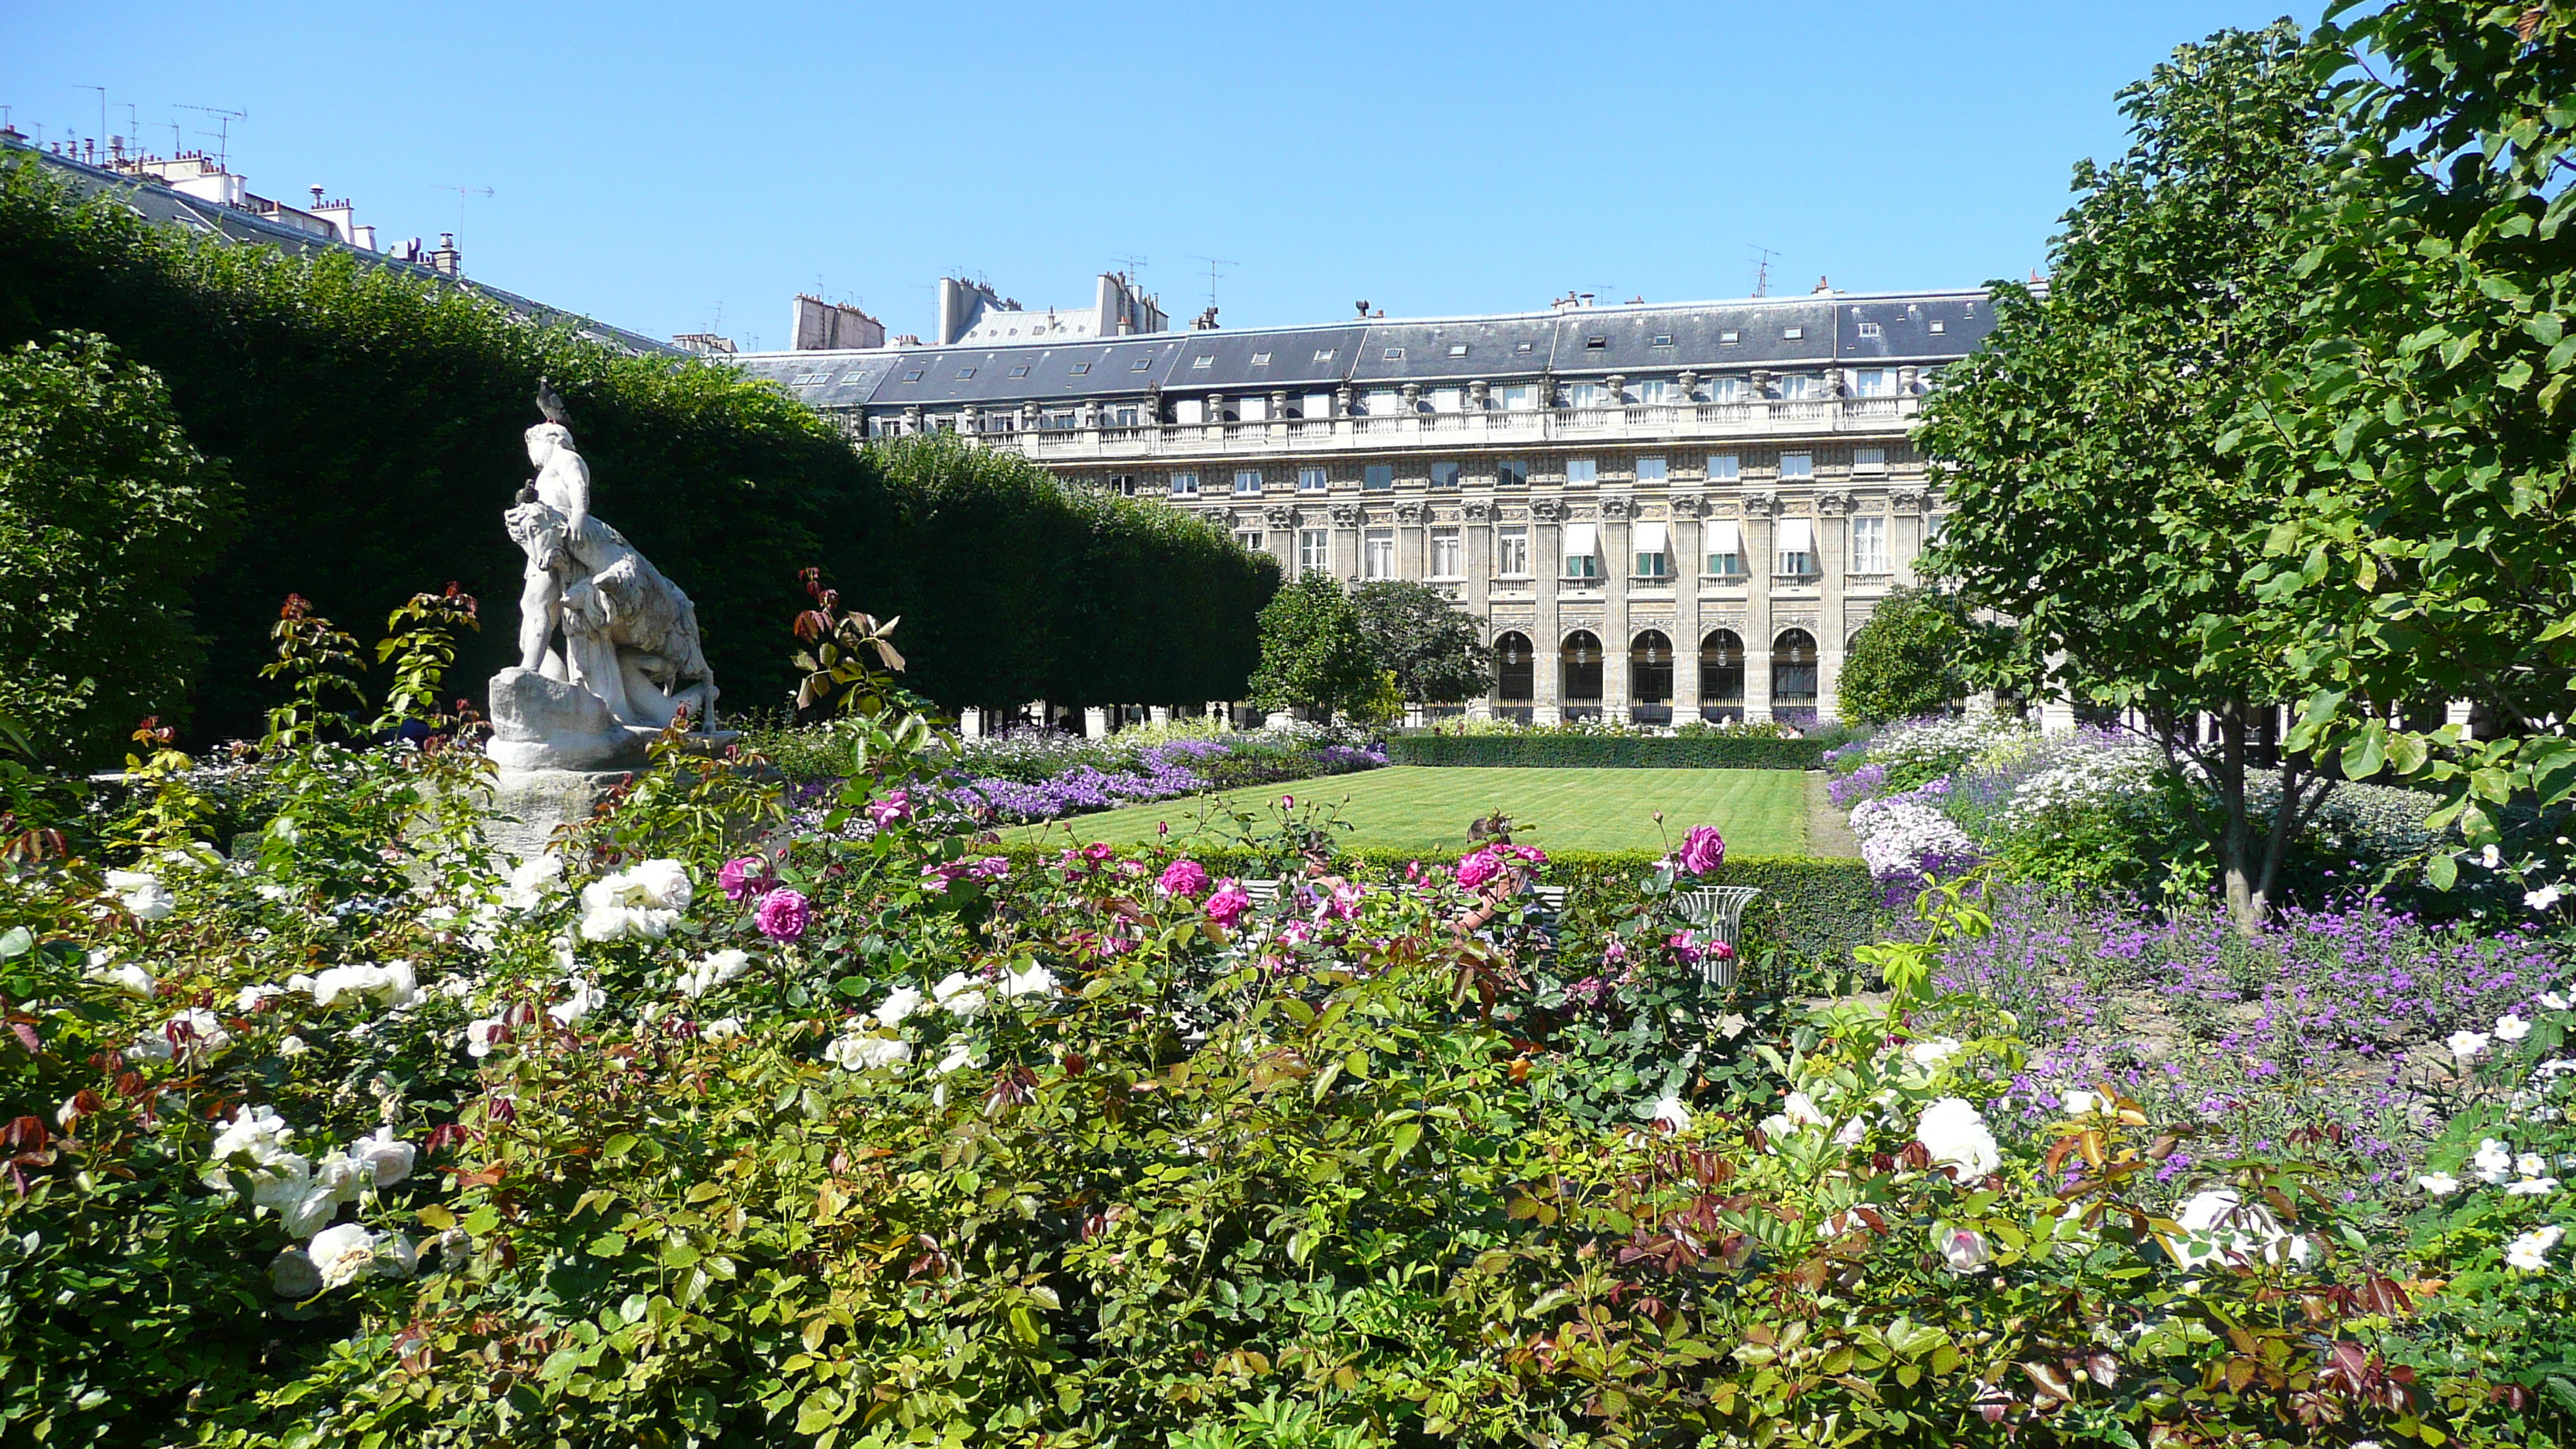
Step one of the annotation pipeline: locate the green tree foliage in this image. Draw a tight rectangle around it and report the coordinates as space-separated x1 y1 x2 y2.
1916 21 2346 930
0 158 1271 739
0 331 238 766
1351 580 1491 705
1246 572 1380 721
2238 1 2576 872
1834 587 1982 725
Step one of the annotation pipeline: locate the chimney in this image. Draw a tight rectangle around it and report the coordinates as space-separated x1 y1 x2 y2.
428 232 462 276
1813 275 1832 293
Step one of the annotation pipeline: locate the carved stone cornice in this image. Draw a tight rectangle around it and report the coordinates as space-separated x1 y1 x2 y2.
1817 489 1854 517
1462 498 1495 522
1889 486 1927 512
1262 505 1295 529
1671 494 1712 519
1327 504 1363 529
1600 495 1637 522
1531 498 1567 522
1740 492 1780 519
1394 502 1430 526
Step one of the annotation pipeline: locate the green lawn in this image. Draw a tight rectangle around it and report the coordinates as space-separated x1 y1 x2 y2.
1001 766 1810 856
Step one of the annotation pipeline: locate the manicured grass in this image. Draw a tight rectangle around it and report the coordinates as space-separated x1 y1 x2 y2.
1001 766 1810 856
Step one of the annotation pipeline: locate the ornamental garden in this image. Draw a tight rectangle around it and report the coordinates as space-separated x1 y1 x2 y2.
9 7 2576 1447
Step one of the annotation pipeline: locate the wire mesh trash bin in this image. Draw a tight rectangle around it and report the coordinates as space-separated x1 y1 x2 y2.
1675 886 1762 989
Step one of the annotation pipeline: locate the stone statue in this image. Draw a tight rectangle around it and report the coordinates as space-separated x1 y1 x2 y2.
486 382 720 772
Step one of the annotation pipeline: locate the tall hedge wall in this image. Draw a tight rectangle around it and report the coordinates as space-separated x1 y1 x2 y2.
993 841 1877 961
1384 735 1828 769
0 157 1276 746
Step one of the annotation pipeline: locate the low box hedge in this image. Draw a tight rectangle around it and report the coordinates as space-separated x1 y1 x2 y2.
1384 735 1827 769
992 841 1876 961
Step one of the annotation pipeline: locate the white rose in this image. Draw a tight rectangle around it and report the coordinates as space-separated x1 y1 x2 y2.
94 961 157 998
312 1149 366 1204
1915 1097 2003 1180
549 980 605 1026
269 1246 324 1298
348 1127 414 1188
104 869 176 923
626 859 694 911
307 1223 379 1288
236 983 286 1012
700 1016 745 1042
824 1033 912 1072
1905 1036 1961 1070
211 1104 297 1164
937 1040 976 1075
2475 1138 2515 1183
872 985 927 1027
1651 1093 1693 1133
502 854 564 912
933 972 988 1020
281 1181 341 1238
2063 1089 2103 1116
2171 1188 2313 1268
1938 1225 1991 1274
465 1016 507 1059
278 1034 308 1057
998 964 1058 1001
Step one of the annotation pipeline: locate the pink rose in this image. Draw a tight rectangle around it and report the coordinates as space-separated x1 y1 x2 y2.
1508 844 1549 865
1204 879 1252 927
718 855 770 903
1667 930 1703 965
753 887 810 942
1454 849 1502 891
1158 859 1211 898
1081 843 1114 864
920 862 965 892
864 790 912 827
968 856 1010 881
1677 825 1725 876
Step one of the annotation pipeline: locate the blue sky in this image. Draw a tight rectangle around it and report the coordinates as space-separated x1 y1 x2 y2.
9 2 2318 348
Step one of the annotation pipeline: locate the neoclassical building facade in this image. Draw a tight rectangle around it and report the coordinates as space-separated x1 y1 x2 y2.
735 287 1992 723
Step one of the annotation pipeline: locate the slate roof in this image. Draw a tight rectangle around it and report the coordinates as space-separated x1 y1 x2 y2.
735 288 1995 412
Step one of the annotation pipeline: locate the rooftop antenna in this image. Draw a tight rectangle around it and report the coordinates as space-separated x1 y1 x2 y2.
432 183 493 242
1748 244 1778 298
1185 254 1237 310
174 104 246 168
1110 252 1149 284
75 85 104 148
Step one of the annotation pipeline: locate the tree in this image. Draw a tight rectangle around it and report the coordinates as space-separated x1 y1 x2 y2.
1245 572 1381 721
1351 580 1491 705
1836 588 1985 725
1914 22 2345 930
2235 1 2576 876
0 331 237 766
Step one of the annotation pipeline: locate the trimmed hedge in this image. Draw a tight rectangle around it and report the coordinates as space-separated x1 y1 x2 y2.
991 841 1876 961
1386 734 1827 769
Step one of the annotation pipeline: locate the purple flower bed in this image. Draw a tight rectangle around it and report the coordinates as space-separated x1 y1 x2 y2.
1934 886 2569 1197
956 738 1386 825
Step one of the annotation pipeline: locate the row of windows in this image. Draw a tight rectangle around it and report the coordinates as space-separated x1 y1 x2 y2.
1495 629 1824 707
1161 448 1890 498
860 366 1938 423
1236 515 1902 579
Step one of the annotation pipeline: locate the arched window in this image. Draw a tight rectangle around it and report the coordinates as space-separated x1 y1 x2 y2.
1773 629 1819 708
1630 631 1673 704
1701 629 1745 707
1495 632 1534 703
1560 631 1603 702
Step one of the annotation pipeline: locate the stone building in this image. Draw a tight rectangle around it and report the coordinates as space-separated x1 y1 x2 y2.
733 285 1995 724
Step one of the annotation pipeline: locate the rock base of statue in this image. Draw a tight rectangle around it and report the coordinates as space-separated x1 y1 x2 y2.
485 666 658 772
479 766 629 863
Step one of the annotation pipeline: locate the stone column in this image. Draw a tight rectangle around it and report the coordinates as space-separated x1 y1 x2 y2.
960 707 985 739
1396 502 1429 583
1744 496 1776 723
1330 504 1363 584
1149 705 1172 725
1890 485 1927 586
1464 498 1495 719
1534 499 1564 724
1674 499 1704 722
1083 706 1111 738
1601 498 1632 721
1817 490 1852 723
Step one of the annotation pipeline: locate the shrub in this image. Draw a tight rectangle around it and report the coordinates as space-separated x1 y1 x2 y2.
1384 733 1827 769
1836 586 1984 725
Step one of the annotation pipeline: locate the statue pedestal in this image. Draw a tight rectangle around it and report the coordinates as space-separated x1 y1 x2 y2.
481 766 631 862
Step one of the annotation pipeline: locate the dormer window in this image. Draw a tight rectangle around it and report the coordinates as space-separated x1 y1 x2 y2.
1447 343 1469 357
1192 355 1214 368
1251 351 1272 365
1783 327 1804 341
1383 347 1405 360
955 367 976 379
1009 365 1030 377
1650 334 1673 347
1584 336 1608 350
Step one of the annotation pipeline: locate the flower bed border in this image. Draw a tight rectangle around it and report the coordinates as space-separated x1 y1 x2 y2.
1386 735 1827 769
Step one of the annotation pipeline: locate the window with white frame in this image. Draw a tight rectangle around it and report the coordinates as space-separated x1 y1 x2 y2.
1363 464 1395 491
1852 368 1893 397
1635 455 1668 482
1429 387 1462 413
1430 461 1460 489
1111 405 1140 427
1234 529 1266 554
1708 453 1742 481
1431 526 1462 578
1364 527 1396 579
1776 516 1817 577
1234 468 1263 494
1498 525 1530 577
1705 519 1745 577
1564 457 1598 485
1298 465 1328 492
1297 529 1329 574
1851 515 1889 573
1499 383 1537 410
1563 522 1603 580
1632 520 1672 578
1779 372 1821 400
1707 375 1746 402
1778 451 1814 479
1564 382 1609 409
1110 474 1139 497
1495 458 1530 488
1634 378 1674 404
1169 471 1199 497
1364 389 1403 416
1853 446 1887 474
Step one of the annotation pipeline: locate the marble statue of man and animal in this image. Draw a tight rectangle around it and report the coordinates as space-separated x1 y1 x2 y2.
485 380 723 772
